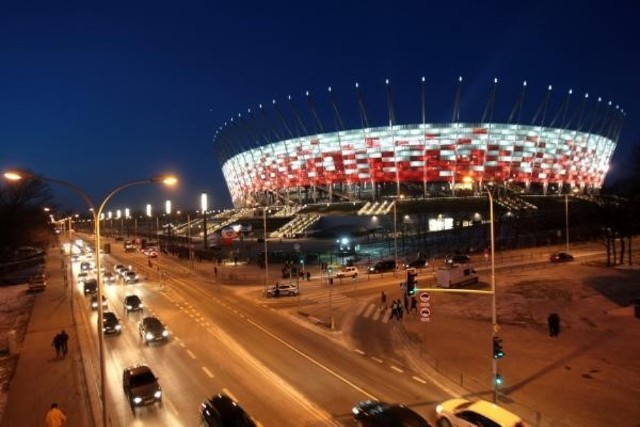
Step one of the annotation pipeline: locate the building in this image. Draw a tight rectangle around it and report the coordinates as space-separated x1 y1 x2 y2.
214 79 624 208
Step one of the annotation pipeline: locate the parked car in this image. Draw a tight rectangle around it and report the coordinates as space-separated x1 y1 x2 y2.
90 294 108 310
139 316 169 344
336 266 359 278
404 258 429 269
435 398 527 427
83 278 98 295
200 393 257 427
550 252 574 263
102 311 122 335
122 364 162 411
80 261 92 272
124 294 143 313
352 399 431 427
77 271 90 283
265 283 299 298
368 260 397 274
445 254 472 265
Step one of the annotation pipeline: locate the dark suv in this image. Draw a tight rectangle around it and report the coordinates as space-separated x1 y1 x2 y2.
368 260 397 274
83 278 98 295
122 364 162 411
124 294 143 313
200 393 257 426
352 400 431 427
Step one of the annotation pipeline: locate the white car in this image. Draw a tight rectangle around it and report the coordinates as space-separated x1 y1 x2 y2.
336 266 359 278
436 398 528 427
266 283 299 298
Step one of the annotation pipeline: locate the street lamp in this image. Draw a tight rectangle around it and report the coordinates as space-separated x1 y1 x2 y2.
487 186 498 402
4 170 177 427
263 207 269 295
392 194 404 276
565 194 570 252
165 200 172 252
201 193 208 250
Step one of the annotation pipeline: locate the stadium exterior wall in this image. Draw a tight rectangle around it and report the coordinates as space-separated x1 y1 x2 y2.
221 122 615 207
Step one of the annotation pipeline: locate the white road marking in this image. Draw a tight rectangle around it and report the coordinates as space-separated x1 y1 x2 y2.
390 365 403 373
354 349 365 355
412 376 427 384
202 366 214 378
371 357 383 364
362 304 375 319
187 349 196 359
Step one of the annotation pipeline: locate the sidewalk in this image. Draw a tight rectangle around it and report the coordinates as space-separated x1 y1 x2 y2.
297 259 640 426
1 246 91 427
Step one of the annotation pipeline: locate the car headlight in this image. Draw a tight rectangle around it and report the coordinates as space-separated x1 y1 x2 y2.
162 330 169 337
92 302 97 308
115 325 121 330
146 332 154 340
352 407 360 415
133 397 142 404
154 390 162 399
126 305 132 309
435 404 443 414
139 303 143 308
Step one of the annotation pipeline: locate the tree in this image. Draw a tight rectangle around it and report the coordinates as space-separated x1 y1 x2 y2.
0 174 55 261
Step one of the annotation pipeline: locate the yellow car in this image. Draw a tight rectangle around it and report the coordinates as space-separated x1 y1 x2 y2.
436 398 527 427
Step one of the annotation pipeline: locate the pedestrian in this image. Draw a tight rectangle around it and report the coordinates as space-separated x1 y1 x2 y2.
549 313 561 337
306 271 311 281
398 300 404 320
274 285 280 298
389 300 396 320
59 330 69 357
410 295 418 313
403 294 409 312
45 402 67 427
213 266 218 278
380 291 387 310
52 334 62 359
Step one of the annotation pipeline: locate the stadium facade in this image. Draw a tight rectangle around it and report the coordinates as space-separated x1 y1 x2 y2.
214 79 624 208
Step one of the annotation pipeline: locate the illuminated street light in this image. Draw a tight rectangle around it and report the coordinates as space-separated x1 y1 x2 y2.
201 192 208 250
3 169 177 427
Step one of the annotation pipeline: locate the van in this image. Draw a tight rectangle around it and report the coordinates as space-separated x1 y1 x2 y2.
83 278 98 295
368 260 397 274
436 264 478 288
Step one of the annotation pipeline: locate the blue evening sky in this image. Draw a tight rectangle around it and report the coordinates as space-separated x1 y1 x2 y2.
1 0 638 213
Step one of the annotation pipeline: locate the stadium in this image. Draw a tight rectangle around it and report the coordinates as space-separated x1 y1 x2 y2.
214 79 623 209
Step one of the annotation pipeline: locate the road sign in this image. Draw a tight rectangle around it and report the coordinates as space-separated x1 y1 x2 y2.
419 291 431 303
420 306 431 322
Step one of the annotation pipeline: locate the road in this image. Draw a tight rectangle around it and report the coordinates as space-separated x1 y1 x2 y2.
73 239 452 426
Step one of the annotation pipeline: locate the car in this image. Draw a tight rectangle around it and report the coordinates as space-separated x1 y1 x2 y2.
404 258 429 269
80 261 92 272
114 264 127 274
336 266 359 278
445 254 472 265
102 311 122 335
122 364 162 411
83 278 98 295
352 399 432 427
102 271 116 284
435 398 528 427
124 294 143 313
265 283 299 298
550 252 574 263
90 294 108 310
142 247 158 258
77 271 90 283
139 316 169 344
123 270 140 284
200 393 257 427
368 260 397 274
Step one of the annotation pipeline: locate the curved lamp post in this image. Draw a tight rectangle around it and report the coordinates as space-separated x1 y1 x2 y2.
4 170 177 427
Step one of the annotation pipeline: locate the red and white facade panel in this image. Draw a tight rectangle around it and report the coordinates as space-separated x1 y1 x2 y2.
222 123 615 206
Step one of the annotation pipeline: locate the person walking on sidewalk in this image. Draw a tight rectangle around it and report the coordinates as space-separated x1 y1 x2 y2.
51 334 62 359
548 313 561 337
410 295 418 313
59 330 69 357
380 291 387 310
45 402 67 426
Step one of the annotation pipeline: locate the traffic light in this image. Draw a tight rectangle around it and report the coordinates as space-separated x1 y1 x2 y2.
406 269 418 296
493 336 505 359
494 373 503 386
